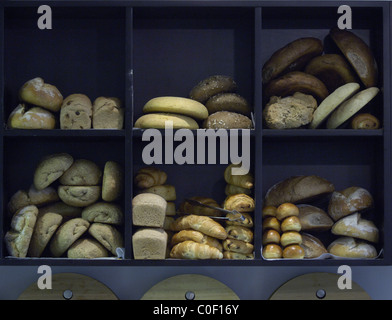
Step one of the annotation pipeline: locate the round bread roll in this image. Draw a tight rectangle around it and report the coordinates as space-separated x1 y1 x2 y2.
297 204 334 232
59 159 102 186
262 244 283 259
327 236 377 258
203 111 253 129
82 202 123 225
58 186 101 207
282 244 305 259
33 153 74 190
300 233 328 259
281 216 301 232
102 161 124 202
328 186 373 221
262 229 281 245
189 75 237 103
280 231 302 247
262 205 277 218
262 217 281 233
49 218 90 257
67 238 109 259
276 203 299 221
88 223 123 255
205 93 251 116
7 104 56 130
19 77 63 112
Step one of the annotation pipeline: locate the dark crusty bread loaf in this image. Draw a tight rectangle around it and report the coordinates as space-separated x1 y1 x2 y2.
264 175 335 207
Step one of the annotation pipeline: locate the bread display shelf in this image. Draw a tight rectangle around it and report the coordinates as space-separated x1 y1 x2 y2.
0 1 391 266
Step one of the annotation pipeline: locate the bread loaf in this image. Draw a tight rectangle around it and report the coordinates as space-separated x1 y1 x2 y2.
132 228 168 259
60 94 92 129
297 204 334 231
327 236 377 258
19 77 63 112
4 205 39 257
7 104 56 129
132 193 167 228
59 159 102 186
92 97 124 129
300 233 327 258
82 202 123 225
264 175 335 207
331 213 379 243
328 186 373 221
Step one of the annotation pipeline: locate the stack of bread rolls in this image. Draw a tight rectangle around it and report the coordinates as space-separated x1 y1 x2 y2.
4 153 124 259
7 77 124 130
132 166 177 259
262 28 381 130
263 174 380 259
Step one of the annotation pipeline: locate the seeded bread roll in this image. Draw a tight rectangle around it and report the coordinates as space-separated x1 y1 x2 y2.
7 104 56 129
264 175 335 207
49 218 90 257
92 97 124 129
132 193 167 228
203 111 253 129
88 223 123 255
328 236 378 258
19 77 63 112
58 186 101 207
102 161 124 202
33 153 74 190
60 93 92 129
28 212 63 257
328 186 373 221
67 238 109 259
4 205 39 257
133 228 168 259
59 159 102 186
82 202 123 225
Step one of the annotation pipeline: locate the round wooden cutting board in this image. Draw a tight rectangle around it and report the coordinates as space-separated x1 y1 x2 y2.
18 272 118 300
269 272 371 300
141 274 240 300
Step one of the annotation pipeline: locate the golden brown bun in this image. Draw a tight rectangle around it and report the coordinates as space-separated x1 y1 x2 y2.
351 113 380 129
276 203 299 221
282 244 305 259
223 193 255 213
170 215 227 240
300 233 328 259
189 75 237 104
19 77 63 112
205 93 251 116
264 175 335 207
281 216 302 232
297 204 333 231
328 186 373 221
330 27 378 88
327 236 377 258
304 54 357 92
264 71 329 103
331 213 379 243
134 167 167 189
262 217 281 233
262 206 277 218
262 229 281 245
203 111 253 129
280 231 302 247
7 104 56 129
262 244 283 259
170 240 223 259
262 37 323 84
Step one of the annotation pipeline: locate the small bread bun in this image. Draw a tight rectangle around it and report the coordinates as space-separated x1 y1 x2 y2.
276 203 299 220
280 231 302 247
281 216 302 232
282 244 305 259
262 205 277 218
262 217 281 233
262 244 283 259
262 229 281 245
